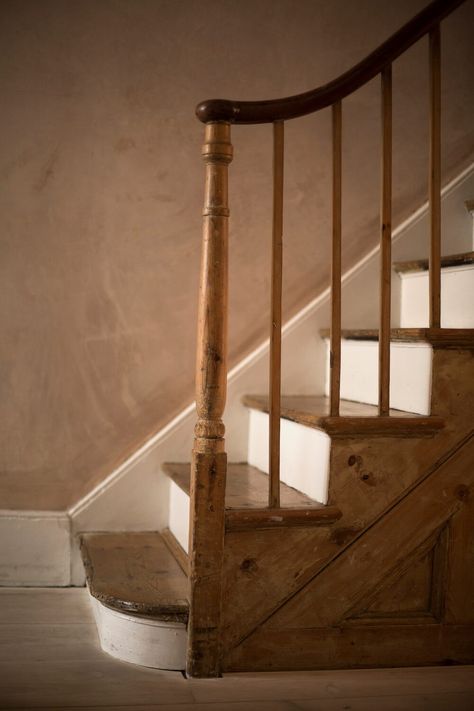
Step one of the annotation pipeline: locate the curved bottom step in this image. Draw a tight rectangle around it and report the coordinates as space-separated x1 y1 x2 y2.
90 593 187 670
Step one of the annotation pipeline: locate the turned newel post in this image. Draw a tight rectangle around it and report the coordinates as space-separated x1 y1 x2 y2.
187 122 233 678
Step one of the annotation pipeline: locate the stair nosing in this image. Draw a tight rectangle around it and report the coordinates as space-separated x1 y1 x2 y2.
393 250 474 274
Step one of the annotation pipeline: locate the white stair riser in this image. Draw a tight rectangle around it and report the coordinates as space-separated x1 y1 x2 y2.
90 595 186 670
324 340 432 415
168 482 190 554
247 409 330 504
399 265 474 328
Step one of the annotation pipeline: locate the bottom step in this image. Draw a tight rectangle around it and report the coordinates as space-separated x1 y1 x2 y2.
80 531 188 670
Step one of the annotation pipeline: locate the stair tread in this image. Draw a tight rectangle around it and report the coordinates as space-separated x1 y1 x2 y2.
242 394 444 436
319 327 474 348
163 461 319 509
80 531 189 620
394 250 474 274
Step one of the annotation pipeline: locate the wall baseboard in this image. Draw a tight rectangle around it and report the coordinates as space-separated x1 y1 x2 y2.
1 161 473 587
0 510 71 586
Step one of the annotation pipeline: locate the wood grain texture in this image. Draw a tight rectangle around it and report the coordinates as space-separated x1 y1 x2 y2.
225 433 474 671
330 100 342 417
220 348 474 659
379 65 392 416
188 122 232 677
394 250 474 273
80 532 189 622
319 327 474 348
243 394 444 437
429 24 442 328
163 462 318 509
161 527 189 576
225 505 342 532
269 120 284 508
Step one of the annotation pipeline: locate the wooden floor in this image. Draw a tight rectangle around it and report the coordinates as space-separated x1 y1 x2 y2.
1 589 473 710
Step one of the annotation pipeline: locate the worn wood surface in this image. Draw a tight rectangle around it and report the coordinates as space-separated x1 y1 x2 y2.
429 24 441 328
225 505 342 532
221 348 474 660
394 250 474 273
225 432 474 671
80 532 189 622
161 527 189 576
330 100 342 417
269 120 284 508
163 462 318 509
188 121 233 678
242 394 444 437
319 327 474 348
379 65 392 416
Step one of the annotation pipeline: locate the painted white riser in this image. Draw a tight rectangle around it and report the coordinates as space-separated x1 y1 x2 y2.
400 265 474 328
247 409 330 505
168 481 190 554
324 340 433 415
90 594 186 670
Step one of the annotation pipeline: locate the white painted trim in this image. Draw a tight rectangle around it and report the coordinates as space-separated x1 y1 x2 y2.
90 593 187 670
0 510 71 586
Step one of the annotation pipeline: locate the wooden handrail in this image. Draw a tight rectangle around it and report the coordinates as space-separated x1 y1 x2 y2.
196 0 465 125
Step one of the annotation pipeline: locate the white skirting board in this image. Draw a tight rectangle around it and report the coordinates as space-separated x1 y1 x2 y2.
90 593 187 670
0 510 70 586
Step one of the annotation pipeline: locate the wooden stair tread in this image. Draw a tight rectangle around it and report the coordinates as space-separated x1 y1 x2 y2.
393 250 474 273
242 394 444 437
319 327 474 348
163 461 318 509
80 531 189 621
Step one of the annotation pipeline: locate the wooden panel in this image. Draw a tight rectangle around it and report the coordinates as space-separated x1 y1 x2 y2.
263 434 474 629
330 100 342 417
163 462 318 509
80 532 189 622
379 64 392 416
429 24 441 328
225 624 474 672
269 120 285 508
220 348 473 661
225 505 342 532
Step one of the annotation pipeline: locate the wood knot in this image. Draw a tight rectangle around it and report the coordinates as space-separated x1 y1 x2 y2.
330 527 359 546
348 454 363 468
240 558 258 574
455 485 470 502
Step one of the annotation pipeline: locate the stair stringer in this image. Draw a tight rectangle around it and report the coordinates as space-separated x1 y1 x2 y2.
219 347 473 664
224 431 474 671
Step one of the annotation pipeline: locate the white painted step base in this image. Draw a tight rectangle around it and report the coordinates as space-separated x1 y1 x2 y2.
247 409 330 504
399 264 474 328
90 593 187 670
324 339 433 415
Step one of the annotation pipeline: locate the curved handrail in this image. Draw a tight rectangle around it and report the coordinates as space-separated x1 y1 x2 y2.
196 0 466 124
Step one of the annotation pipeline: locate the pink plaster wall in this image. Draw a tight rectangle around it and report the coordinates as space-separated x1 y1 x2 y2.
1 0 473 509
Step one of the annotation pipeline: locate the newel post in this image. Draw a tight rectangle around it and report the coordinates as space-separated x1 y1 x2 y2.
187 122 233 678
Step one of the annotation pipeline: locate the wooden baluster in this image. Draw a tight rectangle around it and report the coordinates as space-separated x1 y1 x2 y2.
429 24 441 328
330 101 342 417
379 65 392 416
269 120 284 508
187 122 232 678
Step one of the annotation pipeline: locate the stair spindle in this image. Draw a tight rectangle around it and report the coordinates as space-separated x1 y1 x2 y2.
330 101 342 417
379 65 392 416
269 120 284 508
429 25 441 328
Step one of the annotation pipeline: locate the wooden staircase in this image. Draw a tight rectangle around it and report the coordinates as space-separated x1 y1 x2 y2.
80 0 474 679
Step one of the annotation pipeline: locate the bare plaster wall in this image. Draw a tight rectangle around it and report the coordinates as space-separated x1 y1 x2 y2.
1 0 473 510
